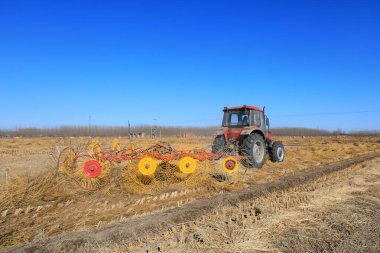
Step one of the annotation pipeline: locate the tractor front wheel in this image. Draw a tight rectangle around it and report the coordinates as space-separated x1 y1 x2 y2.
269 141 285 162
241 133 266 168
212 135 226 154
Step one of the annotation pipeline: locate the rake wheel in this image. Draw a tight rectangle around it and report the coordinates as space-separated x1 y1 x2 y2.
111 138 121 151
57 147 76 174
87 139 102 157
155 162 179 183
68 155 111 190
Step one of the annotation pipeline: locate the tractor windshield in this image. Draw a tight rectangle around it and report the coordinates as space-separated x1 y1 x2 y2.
222 110 250 127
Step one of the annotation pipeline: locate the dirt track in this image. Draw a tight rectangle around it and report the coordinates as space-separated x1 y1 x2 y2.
5 152 380 253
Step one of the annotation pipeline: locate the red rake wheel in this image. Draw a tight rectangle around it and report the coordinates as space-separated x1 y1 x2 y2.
226 160 235 169
222 156 239 173
83 160 102 178
65 155 111 190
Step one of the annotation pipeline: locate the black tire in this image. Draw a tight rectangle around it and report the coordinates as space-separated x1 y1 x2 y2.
269 141 285 162
212 135 226 154
241 133 267 168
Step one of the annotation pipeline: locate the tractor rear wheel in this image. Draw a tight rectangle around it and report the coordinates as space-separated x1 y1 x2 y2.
241 133 266 168
269 141 285 162
212 135 226 154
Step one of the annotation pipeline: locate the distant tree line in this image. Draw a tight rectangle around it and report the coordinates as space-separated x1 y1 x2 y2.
0 125 215 138
270 127 332 136
0 125 378 138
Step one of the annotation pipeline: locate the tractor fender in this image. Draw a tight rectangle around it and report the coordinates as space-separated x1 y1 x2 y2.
240 129 253 135
242 129 266 140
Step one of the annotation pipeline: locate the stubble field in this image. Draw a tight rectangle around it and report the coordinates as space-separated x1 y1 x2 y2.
0 136 379 252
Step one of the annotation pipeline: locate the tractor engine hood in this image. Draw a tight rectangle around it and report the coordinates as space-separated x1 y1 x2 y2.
215 127 253 141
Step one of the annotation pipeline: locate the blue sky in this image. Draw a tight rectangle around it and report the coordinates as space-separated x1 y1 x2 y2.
0 0 379 131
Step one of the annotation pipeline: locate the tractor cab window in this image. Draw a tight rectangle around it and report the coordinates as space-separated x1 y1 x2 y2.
223 110 250 127
253 111 261 126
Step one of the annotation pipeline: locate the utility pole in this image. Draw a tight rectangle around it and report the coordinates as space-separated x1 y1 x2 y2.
128 120 131 141
152 118 158 139
88 115 92 137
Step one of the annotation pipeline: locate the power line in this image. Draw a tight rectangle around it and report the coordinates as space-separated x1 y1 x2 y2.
180 109 380 123
272 109 380 118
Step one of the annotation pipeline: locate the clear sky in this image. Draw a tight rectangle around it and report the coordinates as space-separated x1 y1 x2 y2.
0 0 379 131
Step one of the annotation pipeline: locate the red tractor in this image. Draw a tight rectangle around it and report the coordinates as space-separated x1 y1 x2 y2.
212 105 285 168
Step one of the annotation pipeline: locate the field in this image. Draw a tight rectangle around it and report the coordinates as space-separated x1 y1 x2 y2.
1 136 380 252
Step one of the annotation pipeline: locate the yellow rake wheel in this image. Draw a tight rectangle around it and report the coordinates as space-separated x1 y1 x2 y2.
126 161 156 187
111 138 121 151
57 147 76 174
87 139 101 157
138 157 158 176
178 156 197 174
222 156 239 173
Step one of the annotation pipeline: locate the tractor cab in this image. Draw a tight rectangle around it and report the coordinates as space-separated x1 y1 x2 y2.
219 105 270 142
222 106 263 128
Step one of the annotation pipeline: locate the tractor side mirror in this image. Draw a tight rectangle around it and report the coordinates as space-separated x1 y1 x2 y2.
265 116 270 128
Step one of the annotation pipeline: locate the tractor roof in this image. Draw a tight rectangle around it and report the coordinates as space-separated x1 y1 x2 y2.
223 105 263 112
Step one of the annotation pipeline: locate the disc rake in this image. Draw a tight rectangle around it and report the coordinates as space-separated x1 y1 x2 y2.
57 139 241 190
